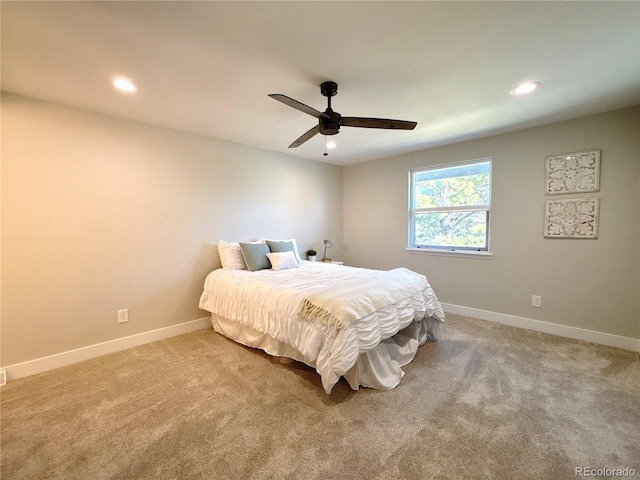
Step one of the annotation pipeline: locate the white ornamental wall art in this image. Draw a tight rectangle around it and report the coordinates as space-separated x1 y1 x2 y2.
544 198 599 239
545 149 600 195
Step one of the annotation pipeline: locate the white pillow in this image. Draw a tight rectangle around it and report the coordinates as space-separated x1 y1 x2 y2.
260 238 302 263
266 251 300 271
218 241 246 270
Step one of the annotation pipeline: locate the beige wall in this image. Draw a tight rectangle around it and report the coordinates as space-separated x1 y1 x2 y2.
1 93 343 366
2 94 638 370
343 106 640 340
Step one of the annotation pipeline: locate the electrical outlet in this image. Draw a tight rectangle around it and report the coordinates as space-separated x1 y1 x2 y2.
0 369 7 387
118 309 129 324
532 295 542 308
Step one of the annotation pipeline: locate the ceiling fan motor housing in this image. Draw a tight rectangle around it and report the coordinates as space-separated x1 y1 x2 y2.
319 109 341 135
319 82 340 135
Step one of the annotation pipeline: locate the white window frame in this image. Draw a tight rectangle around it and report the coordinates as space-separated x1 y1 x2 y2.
407 158 492 257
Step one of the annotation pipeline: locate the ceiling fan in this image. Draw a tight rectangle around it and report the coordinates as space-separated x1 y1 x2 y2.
269 81 417 149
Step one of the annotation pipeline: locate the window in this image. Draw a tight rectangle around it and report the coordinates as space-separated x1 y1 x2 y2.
409 159 491 252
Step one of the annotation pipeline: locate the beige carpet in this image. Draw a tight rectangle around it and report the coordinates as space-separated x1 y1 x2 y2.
1 314 639 479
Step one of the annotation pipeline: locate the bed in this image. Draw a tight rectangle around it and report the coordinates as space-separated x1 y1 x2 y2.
198 242 445 394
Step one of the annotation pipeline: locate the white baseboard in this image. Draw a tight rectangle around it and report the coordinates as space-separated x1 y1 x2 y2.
441 303 640 353
3 317 211 382
3 308 638 384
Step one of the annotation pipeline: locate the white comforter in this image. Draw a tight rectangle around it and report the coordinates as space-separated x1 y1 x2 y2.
198 261 445 393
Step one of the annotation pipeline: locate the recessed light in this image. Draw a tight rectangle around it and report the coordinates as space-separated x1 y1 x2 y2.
113 78 137 92
509 82 541 95
326 141 336 149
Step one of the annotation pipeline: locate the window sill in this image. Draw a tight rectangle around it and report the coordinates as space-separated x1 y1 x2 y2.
405 248 493 259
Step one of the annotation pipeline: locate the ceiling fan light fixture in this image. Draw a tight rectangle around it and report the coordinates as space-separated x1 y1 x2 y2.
509 82 541 95
113 77 137 92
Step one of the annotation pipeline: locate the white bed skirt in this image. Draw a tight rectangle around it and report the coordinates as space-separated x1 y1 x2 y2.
211 313 439 391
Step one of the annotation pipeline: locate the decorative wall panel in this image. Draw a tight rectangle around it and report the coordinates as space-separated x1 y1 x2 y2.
544 197 600 239
545 149 600 195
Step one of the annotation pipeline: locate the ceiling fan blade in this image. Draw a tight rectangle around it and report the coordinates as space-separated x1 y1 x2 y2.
289 125 320 148
341 117 417 130
269 94 329 120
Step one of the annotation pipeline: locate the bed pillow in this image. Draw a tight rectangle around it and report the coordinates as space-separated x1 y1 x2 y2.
266 251 300 271
266 240 295 255
239 242 272 271
261 238 302 263
218 241 246 270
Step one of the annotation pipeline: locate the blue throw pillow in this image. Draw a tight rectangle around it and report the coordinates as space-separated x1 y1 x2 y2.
239 243 272 271
266 240 296 257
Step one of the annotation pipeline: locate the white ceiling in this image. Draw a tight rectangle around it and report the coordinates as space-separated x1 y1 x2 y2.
2 1 639 166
